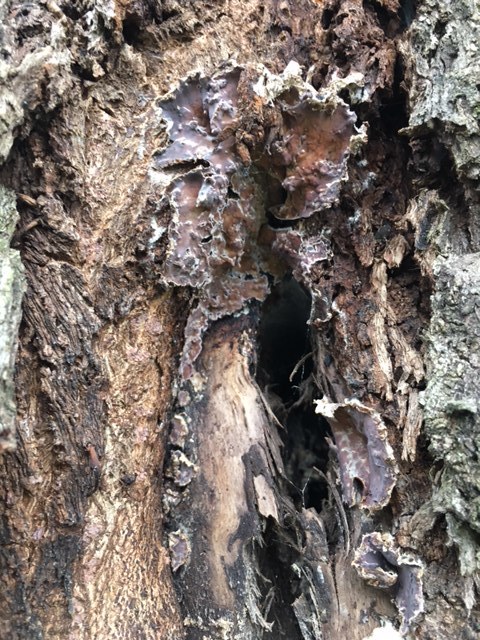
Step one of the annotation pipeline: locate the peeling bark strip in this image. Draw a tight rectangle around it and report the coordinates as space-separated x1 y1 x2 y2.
1 0 480 638
165 318 285 638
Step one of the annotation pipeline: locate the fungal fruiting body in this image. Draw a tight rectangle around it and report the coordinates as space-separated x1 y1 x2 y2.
152 62 362 378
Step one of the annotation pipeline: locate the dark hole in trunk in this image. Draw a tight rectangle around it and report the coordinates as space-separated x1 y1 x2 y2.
266 211 295 229
252 522 304 640
253 277 337 636
257 276 312 400
256 276 332 511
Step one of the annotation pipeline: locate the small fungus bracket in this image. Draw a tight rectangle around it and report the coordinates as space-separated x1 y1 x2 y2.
314 397 398 510
353 532 424 634
252 63 362 220
168 528 191 573
152 61 363 378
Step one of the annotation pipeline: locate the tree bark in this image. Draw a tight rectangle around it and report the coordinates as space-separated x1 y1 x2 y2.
1 0 479 638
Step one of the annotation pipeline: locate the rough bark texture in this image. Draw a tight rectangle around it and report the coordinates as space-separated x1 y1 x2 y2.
1 0 480 639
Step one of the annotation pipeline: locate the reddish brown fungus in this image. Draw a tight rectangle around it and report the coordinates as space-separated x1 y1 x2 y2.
315 398 398 510
154 63 361 378
353 532 424 634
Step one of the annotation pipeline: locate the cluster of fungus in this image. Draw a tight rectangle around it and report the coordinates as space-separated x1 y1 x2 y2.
154 61 426 631
314 398 398 510
152 61 361 378
353 532 424 634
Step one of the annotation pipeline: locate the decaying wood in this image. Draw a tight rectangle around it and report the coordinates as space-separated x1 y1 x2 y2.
1 0 480 638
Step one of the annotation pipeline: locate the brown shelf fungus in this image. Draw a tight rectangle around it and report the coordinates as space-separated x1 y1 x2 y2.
153 62 364 378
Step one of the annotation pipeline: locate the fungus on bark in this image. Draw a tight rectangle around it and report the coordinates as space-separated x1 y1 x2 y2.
353 532 424 634
152 62 363 378
314 398 398 509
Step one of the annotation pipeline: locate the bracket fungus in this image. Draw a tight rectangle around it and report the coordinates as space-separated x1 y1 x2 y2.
314 398 398 510
152 62 362 378
353 532 424 634
252 64 359 220
168 529 191 573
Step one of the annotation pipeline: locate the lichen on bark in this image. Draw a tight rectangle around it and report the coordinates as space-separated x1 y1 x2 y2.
0 186 24 451
423 254 480 580
405 0 480 183
403 0 480 605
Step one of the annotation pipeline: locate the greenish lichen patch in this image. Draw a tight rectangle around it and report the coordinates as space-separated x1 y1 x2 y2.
404 0 480 181
422 253 480 576
0 4 73 164
0 186 25 451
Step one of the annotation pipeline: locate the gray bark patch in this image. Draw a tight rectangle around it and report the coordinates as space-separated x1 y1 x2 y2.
423 253 480 578
0 186 25 451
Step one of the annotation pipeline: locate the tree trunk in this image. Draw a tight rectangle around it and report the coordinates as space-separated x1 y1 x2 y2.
1 0 479 638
